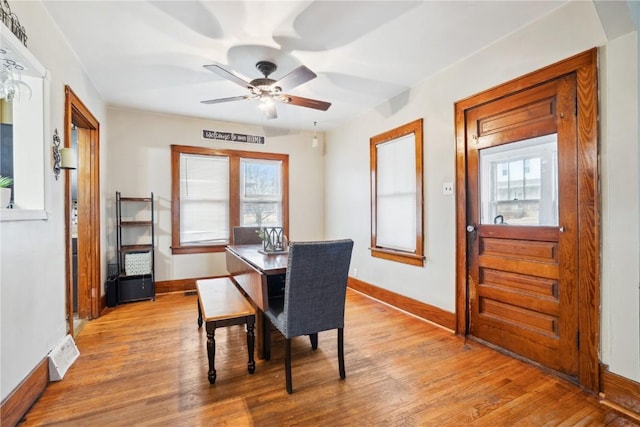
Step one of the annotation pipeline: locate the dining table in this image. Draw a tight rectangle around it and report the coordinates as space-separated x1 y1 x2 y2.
225 244 288 359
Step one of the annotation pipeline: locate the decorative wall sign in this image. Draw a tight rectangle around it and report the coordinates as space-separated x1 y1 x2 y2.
202 129 264 145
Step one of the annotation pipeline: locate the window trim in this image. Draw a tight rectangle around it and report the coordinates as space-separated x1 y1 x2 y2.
370 119 424 266
171 144 289 254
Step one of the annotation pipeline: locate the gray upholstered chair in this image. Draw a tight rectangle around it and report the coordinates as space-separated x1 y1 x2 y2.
232 226 263 245
263 239 354 394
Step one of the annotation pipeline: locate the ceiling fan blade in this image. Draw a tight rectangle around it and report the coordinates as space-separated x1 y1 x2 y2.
272 65 316 92
283 95 331 111
201 95 250 105
203 64 255 90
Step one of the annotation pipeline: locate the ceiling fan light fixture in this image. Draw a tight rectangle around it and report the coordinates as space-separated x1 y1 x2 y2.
201 60 330 119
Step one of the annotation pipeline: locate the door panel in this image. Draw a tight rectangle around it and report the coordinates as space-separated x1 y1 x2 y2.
466 75 579 377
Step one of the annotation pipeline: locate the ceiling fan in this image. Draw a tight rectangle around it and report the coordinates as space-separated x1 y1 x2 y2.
201 61 331 119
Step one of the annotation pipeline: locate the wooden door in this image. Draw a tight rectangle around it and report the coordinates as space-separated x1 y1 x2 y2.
465 75 579 376
65 86 101 335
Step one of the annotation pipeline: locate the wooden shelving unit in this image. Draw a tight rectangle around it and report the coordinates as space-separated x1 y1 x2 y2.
116 192 155 303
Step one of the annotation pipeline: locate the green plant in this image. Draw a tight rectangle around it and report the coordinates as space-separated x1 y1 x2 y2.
0 176 13 188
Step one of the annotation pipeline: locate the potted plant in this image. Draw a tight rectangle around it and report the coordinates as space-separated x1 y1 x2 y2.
0 176 13 208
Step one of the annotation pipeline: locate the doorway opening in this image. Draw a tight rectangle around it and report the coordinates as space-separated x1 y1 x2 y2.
454 49 600 391
65 86 101 336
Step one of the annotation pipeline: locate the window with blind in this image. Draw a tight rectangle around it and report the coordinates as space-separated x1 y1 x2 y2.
171 145 288 254
370 119 424 266
179 154 229 246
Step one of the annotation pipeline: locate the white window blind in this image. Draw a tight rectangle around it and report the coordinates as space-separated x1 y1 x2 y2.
376 134 417 252
179 153 229 245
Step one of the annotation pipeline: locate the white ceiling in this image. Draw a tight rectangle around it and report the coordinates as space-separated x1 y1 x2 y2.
42 0 568 132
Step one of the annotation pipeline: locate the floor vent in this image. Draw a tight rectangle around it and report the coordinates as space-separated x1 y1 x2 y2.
184 290 197 296
48 334 80 381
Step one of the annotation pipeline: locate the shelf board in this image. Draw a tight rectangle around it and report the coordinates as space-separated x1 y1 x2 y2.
120 245 153 253
120 197 152 202
119 273 153 279
120 220 152 226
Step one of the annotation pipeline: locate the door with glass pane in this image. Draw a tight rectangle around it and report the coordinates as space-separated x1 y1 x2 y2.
466 75 579 376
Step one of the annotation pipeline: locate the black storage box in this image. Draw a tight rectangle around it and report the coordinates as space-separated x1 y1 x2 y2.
118 275 154 303
106 276 118 307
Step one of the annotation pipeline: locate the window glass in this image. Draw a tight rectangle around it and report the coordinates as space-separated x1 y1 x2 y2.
240 158 282 227
480 134 558 226
376 135 416 252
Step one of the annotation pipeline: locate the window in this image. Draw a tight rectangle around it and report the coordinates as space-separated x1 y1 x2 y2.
240 158 283 227
370 119 424 266
171 145 288 254
479 134 558 226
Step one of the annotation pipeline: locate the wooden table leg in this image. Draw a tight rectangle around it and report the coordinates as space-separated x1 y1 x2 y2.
197 299 203 328
247 316 255 374
262 312 271 361
206 324 217 384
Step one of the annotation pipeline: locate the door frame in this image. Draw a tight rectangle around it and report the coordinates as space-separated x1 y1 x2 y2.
65 85 101 335
454 49 599 391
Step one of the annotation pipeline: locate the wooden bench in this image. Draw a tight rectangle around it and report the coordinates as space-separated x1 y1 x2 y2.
196 278 256 384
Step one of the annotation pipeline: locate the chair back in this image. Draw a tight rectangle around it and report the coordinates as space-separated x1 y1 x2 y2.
232 226 263 245
281 239 354 337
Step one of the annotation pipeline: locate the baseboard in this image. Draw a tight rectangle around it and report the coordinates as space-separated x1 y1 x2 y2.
155 275 225 294
0 357 49 427
348 277 456 331
599 364 640 422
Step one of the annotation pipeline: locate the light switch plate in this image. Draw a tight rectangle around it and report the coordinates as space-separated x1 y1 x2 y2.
442 182 454 195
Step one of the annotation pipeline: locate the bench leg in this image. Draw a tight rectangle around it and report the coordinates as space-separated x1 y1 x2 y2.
247 316 255 374
206 325 217 384
197 299 203 328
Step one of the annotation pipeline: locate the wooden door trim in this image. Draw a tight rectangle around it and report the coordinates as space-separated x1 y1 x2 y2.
65 85 101 335
454 49 599 391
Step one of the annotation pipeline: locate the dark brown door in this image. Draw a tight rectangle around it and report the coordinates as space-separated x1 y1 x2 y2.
465 75 579 376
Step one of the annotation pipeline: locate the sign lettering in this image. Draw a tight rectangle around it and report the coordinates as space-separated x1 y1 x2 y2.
202 129 265 145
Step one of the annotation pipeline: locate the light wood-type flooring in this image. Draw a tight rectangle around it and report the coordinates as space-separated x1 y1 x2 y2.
20 290 636 426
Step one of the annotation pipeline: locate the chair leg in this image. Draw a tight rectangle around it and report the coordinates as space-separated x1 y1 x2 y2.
338 328 345 379
285 338 293 394
309 333 318 350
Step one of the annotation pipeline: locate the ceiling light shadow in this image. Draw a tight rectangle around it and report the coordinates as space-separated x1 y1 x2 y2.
375 89 413 118
273 1 421 52
149 1 224 39
323 72 407 105
225 45 301 80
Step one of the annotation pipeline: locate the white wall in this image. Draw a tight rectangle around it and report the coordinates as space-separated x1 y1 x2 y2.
0 2 107 401
325 0 639 382
600 30 640 381
107 108 325 281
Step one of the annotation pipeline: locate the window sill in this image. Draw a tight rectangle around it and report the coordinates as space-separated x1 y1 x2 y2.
0 209 48 222
370 247 425 267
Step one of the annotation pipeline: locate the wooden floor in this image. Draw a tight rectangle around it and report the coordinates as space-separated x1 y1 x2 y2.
20 290 635 426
